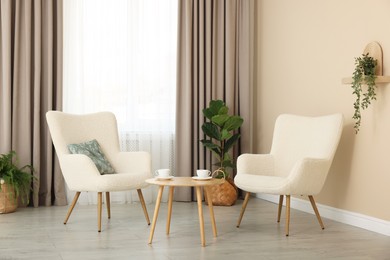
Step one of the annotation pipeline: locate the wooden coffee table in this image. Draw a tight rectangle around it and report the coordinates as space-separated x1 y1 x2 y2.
146 176 225 247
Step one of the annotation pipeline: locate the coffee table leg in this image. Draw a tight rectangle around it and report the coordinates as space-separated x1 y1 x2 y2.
195 186 205 247
166 186 174 235
148 185 164 244
204 187 217 237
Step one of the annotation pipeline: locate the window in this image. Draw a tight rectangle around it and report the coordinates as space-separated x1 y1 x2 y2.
63 0 177 204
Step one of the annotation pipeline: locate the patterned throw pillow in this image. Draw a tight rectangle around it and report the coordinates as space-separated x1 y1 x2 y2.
67 139 115 175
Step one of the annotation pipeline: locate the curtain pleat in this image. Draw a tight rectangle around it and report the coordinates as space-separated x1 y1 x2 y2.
0 0 66 207
175 0 254 201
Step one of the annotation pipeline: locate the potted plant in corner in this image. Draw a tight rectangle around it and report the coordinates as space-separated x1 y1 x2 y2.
351 53 378 133
0 151 34 213
200 99 243 206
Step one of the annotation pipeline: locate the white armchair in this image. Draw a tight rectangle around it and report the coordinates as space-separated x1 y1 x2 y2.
235 114 343 236
46 111 151 232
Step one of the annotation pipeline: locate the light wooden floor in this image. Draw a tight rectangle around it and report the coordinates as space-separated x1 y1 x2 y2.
0 197 389 260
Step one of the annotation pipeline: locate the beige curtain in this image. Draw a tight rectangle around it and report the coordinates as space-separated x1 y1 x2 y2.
0 0 66 207
175 0 255 201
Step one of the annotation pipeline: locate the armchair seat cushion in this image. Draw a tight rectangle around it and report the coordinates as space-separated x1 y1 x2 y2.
70 172 150 192
235 173 290 194
97 172 149 191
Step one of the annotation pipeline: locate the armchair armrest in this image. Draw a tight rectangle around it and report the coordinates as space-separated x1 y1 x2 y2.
287 158 331 195
59 154 101 190
237 153 275 176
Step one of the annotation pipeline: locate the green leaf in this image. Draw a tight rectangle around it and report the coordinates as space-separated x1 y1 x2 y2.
218 106 228 115
223 152 231 160
224 133 240 153
223 116 243 131
200 139 218 149
221 159 235 169
201 122 221 140
220 129 233 140
202 108 214 120
200 140 221 157
211 114 229 127
203 100 225 119
209 99 225 111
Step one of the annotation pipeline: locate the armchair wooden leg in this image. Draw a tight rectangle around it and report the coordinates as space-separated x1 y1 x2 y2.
106 192 111 219
98 192 102 232
277 195 284 223
237 192 250 228
137 189 150 225
308 195 325 230
285 195 290 236
64 192 81 224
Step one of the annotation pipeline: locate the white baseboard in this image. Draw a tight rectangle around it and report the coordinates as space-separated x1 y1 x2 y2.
256 194 390 237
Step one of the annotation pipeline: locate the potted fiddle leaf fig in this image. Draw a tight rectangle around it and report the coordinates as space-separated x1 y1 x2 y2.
0 151 34 213
200 99 243 206
351 53 378 133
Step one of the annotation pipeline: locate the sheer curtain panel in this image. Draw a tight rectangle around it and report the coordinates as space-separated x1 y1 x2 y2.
63 0 177 204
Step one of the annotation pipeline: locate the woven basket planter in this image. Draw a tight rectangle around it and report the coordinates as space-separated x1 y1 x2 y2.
205 178 237 206
0 183 17 214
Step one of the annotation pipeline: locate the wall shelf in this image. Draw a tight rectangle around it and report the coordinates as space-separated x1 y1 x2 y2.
342 76 390 84
342 42 390 85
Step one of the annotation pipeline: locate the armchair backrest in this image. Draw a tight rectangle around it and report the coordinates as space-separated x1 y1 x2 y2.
270 114 343 178
46 111 121 161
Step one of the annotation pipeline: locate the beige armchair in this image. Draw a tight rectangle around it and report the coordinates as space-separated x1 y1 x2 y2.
235 114 343 236
46 111 151 232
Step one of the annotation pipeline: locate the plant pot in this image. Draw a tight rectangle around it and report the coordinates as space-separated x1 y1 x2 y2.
0 183 17 214
205 178 237 206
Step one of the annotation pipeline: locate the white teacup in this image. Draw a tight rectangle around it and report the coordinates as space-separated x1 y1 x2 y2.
196 169 211 178
155 169 171 178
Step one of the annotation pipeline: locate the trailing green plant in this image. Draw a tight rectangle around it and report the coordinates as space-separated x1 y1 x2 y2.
200 100 244 179
0 151 34 204
351 53 378 133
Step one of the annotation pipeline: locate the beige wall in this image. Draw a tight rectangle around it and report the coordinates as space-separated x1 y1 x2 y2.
255 0 390 221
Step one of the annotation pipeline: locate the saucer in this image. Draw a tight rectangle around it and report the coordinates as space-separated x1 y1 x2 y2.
155 176 174 180
192 176 212 181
